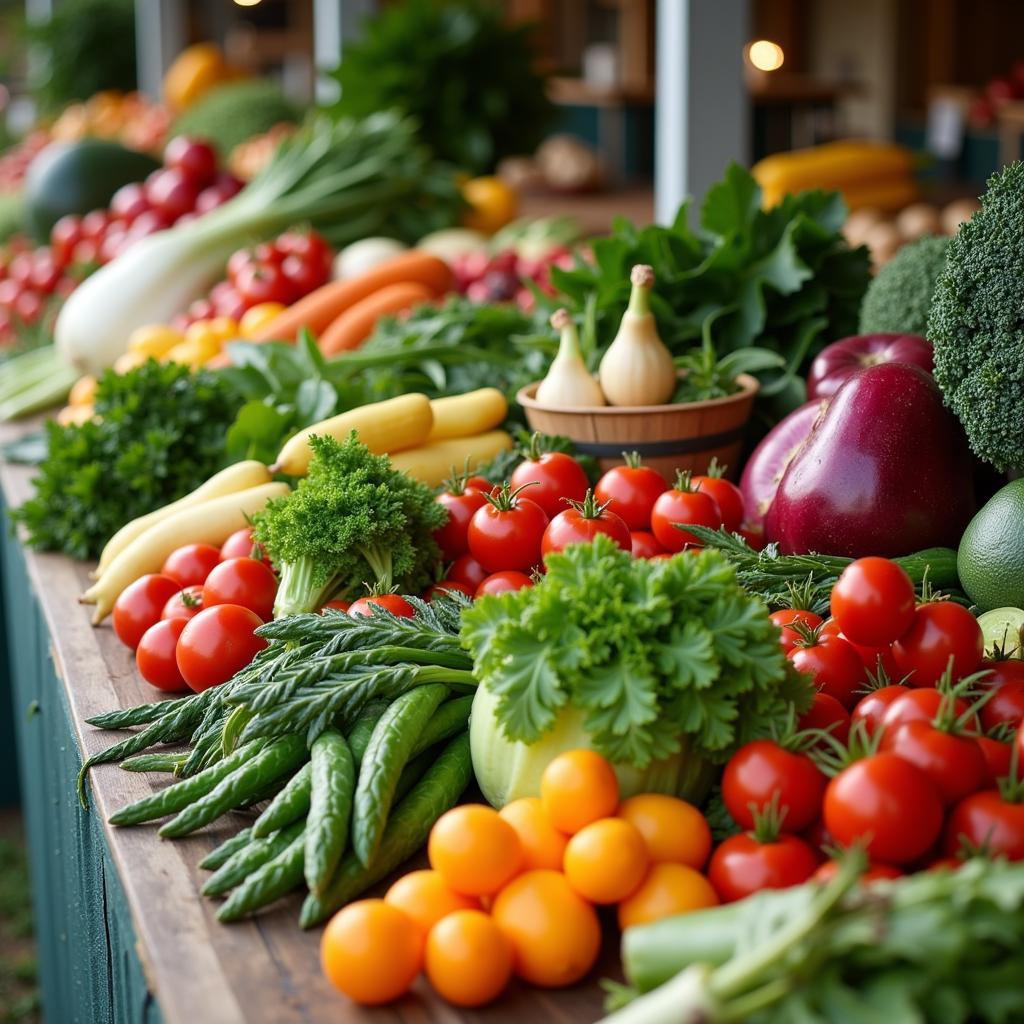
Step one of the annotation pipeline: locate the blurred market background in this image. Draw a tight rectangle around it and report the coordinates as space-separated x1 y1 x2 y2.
0 1 1022 1019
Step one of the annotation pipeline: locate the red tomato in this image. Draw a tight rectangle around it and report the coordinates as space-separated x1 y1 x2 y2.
447 554 488 592
787 634 865 710
823 753 943 864
424 582 474 602
276 229 331 271
467 486 549 574
509 451 589 520
220 527 264 561
161 585 204 622
112 573 182 649
163 137 218 186
650 477 721 552
770 609 824 654
136 618 189 691
976 736 1013 786
145 167 200 221
721 740 825 832
322 599 351 613
850 684 909 736
880 721 986 804
818 620 902 681
811 860 902 885
881 687 974 733
176 604 267 692
51 214 83 263
739 524 766 550
349 594 415 617
282 253 326 296
541 492 631 559
892 601 983 687
943 789 1024 861
980 670 1024 733
799 692 851 746
476 571 533 597
434 488 488 561
161 543 222 588
707 833 818 902
593 455 667 530
690 467 744 533
234 262 295 307
202 557 277 621
801 818 834 858
830 557 916 647
465 475 493 494
629 531 664 559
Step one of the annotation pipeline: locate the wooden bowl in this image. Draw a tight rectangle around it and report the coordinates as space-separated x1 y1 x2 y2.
517 374 760 479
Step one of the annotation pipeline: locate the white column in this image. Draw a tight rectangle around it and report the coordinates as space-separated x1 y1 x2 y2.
134 0 187 100
655 0 750 224
313 0 376 104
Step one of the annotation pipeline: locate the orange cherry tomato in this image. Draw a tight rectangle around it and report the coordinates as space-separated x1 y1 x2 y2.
384 869 479 936
617 794 712 868
617 862 719 929
428 804 523 896
563 817 648 904
425 909 512 1007
540 749 619 834
491 870 601 988
499 797 568 870
320 899 423 1005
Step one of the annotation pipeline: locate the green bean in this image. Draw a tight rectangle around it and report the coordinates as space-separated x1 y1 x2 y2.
346 703 387 764
159 735 308 838
203 821 304 897
300 734 472 928
217 830 306 922
352 683 447 866
393 748 434 803
119 752 187 774
252 762 312 839
304 730 355 897
199 826 255 871
109 740 265 827
409 695 473 757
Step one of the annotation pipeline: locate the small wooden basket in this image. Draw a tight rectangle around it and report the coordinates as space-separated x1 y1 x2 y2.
517 374 760 479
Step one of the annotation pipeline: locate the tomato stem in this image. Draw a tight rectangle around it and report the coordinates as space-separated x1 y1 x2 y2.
483 480 538 512
562 488 613 520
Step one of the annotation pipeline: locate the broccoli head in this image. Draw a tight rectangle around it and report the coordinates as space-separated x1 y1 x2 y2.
254 432 446 617
859 234 948 336
929 164 1024 473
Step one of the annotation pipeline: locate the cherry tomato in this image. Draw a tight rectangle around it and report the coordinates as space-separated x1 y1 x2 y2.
943 789 1024 861
892 601 984 687
629 530 664 559
176 604 267 692
424 909 512 1008
446 554 488 592
136 618 188 691
234 262 295 307
850 684 909 736
434 487 488 561
540 749 619 834
509 450 589 520
348 594 415 618
112 573 182 649
707 832 818 903
161 543 221 588
79 209 110 241
811 860 902 885
220 527 264 561
593 455 667 530
465 475 493 494
476 571 532 597
980 666 1024 732
976 736 1013 786
321 599 351 613
50 214 83 263
281 253 326 296
468 485 549 573
798 692 851 745
690 464 744 533
721 739 825 832
277 230 332 273
787 633 865 709
881 687 974 733
541 491 630 559
202 557 277 621
830 557 916 647
650 475 721 552
145 167 199 221
161 585 204 622
880 721 986 804
163 137 218 186
429 805 523 897
770 609 824 653
424 581 473 602
823 752 943 864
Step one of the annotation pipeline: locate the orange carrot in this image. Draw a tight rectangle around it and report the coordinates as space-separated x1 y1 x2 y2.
250 250 453 344
318 282 435 355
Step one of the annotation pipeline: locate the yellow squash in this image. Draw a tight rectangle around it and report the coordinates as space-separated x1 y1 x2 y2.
388 431 513 487
427 388 508 441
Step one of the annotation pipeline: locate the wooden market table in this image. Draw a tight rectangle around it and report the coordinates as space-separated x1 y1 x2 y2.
0 421 612 1024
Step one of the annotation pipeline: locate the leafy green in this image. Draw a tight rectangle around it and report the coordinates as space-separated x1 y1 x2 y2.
461 535 810 768
253 433 447 617
327 0 553 175
547 164 870 396
11 361 241 559
929 162 1024 472
859 234 948 336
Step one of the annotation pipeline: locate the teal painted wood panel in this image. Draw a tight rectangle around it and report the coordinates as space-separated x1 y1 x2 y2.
1 495 163 1024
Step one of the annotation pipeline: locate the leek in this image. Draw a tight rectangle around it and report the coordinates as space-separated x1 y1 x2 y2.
0 345 78 420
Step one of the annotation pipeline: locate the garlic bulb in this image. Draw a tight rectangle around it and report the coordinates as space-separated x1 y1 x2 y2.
535 308 606 407
598 265 676 406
